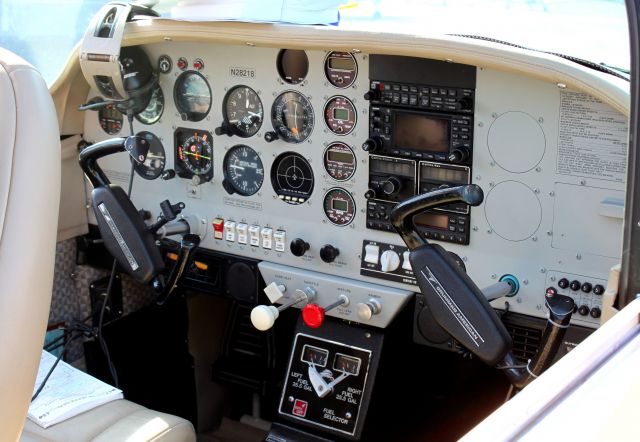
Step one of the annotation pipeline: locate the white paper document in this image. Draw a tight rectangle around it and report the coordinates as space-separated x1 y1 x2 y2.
28 350 123 428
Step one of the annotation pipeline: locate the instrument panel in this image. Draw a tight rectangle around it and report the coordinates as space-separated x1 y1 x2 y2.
83 42 627 330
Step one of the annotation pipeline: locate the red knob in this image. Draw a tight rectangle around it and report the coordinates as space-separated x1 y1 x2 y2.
302 304 325 328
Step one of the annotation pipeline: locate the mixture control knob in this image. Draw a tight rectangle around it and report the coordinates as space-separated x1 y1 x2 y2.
363 89 380 101
590 306 602 319
380 250 400 272
578 305 590 316
320 244 340 263
264 131 279 143
302 294 349 329
448 147 470 163
581 282 593 293
558 278 570 289
356 299 382 322
569 280 581 291
364 189 377 200
290 238 310 257
593 284 605 295
381 176 402 196
362 137 381 152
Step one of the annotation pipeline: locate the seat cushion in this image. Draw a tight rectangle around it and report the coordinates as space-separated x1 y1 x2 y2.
20 399 195 442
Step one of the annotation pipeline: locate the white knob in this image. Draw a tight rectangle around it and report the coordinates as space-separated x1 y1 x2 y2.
356 299 382 321
380 250 400 272
250 305 279 331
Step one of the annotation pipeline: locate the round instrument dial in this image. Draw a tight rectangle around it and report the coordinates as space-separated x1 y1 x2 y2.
133 131 165 180
98 102 122 134
223 86 263 137
324 142 356 181
174 71 211 122
323 188 356 226
324 52 358 88
271 152 314 204
223 145 264 196
271 91 314 143
135 85 164 125
324 96 356 135
175 129 213 181
277 49 309 85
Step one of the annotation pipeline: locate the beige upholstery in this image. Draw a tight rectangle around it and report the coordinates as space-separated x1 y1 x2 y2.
0 48 61 441
20 399 196 442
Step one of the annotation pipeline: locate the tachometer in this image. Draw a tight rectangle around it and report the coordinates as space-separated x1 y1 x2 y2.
222 145 264 196
133 131 165 180
175 128 213 181
324 95 356 135
271 152 314 204
323 187 356 226
135 85 164 125
222 86 263 137
271 91 314 143
174 71 211 122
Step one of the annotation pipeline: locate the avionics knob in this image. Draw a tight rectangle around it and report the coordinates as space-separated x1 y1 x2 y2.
364 189 377 200
578 305 590 316
320 244 340 263
558 278 570 289
457 96 473 111
264 131 279 143
356 299 382 321
214 123 232 136
448 147 470 163
290 238 310 257
363 89 380 101
381 176 402 196
362 137 381 152
569 280 581 291
380 250 400 272
593 284 605 295
590 307 602 319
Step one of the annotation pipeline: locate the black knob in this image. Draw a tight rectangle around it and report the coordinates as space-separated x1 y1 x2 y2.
364 189 377 200
362 137 381 152
578 305 590 316
363 90 380 101
222 179 235 195
593 284 605 295
161 169 176 180
590 307 602 319
558 278 570 289
215 123 232 136
320 244 340 263
290 238 309 257
569 280 581 291
448 147 470 163
264 131 279 143
382 176 402 196
457 96 473 111
581 282 593 293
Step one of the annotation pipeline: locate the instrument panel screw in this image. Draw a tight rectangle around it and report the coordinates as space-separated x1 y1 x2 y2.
550 276 557 282
532 236 538 242
489 181 495 187
364 332 371 338
538 117 544 123
346 412 352 419
491 274 497 279
534 188 540 194
549 191 555 197
536 166 542 172
491 113 498 118
473 226 478 231
478 122 484 127
517 298 523 304
289 396 294 402
487 229 493 234
489 162 495 167
547 231 553 236
540 267 546 273
580 179 587 185
523 279 529 285
462 256 468 261
576 253 582 260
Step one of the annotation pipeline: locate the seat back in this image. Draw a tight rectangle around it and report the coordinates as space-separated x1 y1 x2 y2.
0 48 61 441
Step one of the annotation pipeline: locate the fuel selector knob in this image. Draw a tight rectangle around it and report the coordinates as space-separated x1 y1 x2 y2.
380 250 400 272
381 176 402 196
362 137 381 152
320 244 340 263
356 299 382 322
290 238 310 257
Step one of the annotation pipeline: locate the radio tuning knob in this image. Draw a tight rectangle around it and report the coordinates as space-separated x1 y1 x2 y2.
382 176 402 196
458 96 473 111
364 189 377 200
214 122 232 136
448 147 470 163
290 238 310 257
362 137 381 152
363 89 380 101
320 244 340 263
264 131 279 143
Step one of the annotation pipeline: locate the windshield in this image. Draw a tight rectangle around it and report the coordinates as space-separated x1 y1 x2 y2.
0 0 629 86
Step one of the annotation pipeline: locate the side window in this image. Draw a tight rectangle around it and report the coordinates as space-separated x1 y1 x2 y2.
0 0 106 85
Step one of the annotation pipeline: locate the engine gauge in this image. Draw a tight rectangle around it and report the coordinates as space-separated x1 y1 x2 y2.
324 96 356 135
222 145 264 196
324 52 358 88
135 85 164 125
276 49 309 85
323 187 356 226
333 353 361 376
271 91 314 143
174 71 211 122
175 128 213 181
301 345 328 367
133 131 165 180
271 152 314 204
98 102 122 134
324 142 356 181
223 86 263 137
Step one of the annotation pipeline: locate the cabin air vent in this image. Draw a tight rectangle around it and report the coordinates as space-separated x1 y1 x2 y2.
505 323 542 364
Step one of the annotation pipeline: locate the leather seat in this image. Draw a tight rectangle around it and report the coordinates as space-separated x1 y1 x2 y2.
20 399 195 442
0 48 195 442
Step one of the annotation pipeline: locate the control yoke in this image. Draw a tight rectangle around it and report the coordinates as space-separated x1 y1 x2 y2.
390 184 574 389
79 137 198 303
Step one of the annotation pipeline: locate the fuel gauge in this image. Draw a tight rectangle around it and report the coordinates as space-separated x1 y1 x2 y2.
324 96 356 135
301 345 329 367
333 353 361 376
